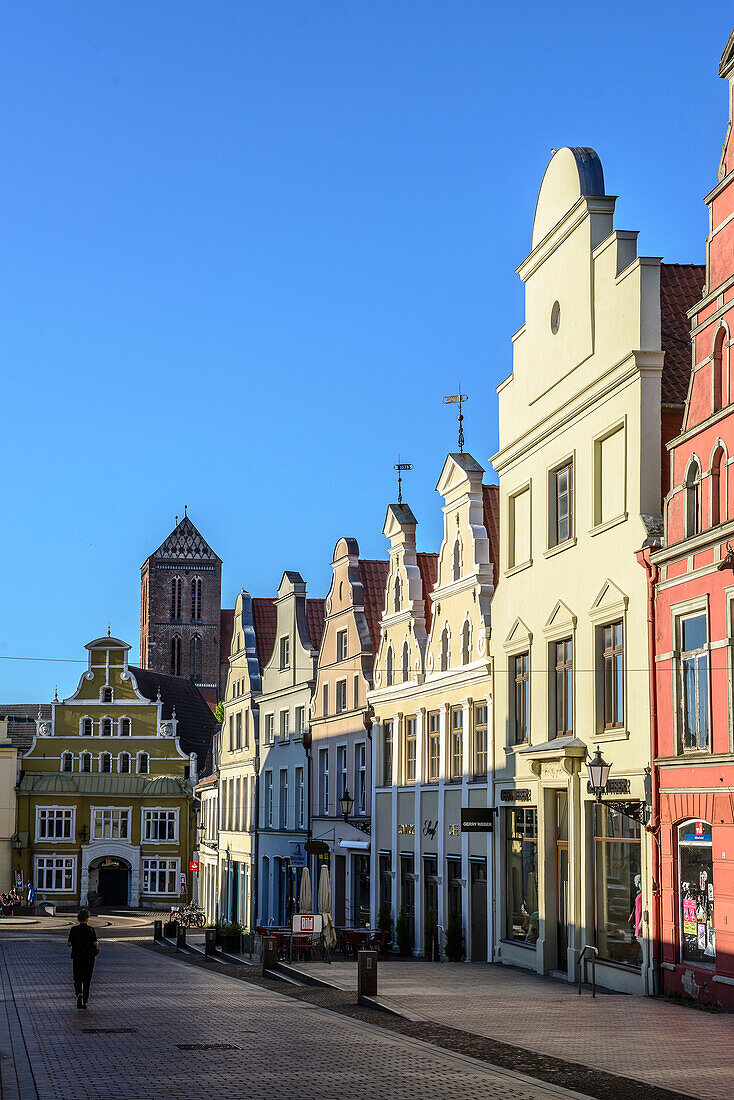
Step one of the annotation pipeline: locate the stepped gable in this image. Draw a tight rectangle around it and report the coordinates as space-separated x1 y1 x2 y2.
482 483 500 583
660 264 705 405
151 515 221 562
417 552 439 632
358 559 390 651
306 599 326 651
129 666 219 768
252 597 278 668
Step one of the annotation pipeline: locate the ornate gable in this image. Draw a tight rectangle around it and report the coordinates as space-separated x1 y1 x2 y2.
152 516 220 563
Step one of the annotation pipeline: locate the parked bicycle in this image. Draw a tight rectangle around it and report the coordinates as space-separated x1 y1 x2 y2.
170 901 206 928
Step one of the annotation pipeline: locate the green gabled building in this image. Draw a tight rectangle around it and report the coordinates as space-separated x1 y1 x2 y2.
15 634 218 908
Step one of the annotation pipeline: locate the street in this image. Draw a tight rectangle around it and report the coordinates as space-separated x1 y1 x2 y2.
0 935 594 1100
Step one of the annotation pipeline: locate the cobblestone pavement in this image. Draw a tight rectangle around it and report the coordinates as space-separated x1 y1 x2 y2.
286 958 734 1100
0 938 592 1100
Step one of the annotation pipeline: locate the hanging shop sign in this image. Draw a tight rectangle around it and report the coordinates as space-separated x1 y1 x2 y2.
500 789 532 803
305 840 329 856
189 861 199 873
289 842 307 869
460 808 495 833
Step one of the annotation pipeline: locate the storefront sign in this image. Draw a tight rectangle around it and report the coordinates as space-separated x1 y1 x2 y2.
422 820 438 839
292 913 323 934
289 842 307 869
586 778 630 796
460 809 494 833
500 789 531 802
447 824 459 836
397 823 415 835
189 861 199 873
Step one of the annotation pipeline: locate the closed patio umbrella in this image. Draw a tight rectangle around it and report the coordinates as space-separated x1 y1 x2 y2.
318 864 337 950
299 867 312 914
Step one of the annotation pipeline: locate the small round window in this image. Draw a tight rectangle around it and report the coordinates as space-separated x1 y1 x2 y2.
550 301 561 334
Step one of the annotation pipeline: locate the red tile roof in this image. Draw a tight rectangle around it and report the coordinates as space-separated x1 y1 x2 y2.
306 599 326 652
482 484 500 583
417 552 439 633
660 263 704 405
252 597 277 670
219 608 234 665
358 559 390 652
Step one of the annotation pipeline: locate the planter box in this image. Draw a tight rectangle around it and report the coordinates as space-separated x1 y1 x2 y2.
221 933 242 954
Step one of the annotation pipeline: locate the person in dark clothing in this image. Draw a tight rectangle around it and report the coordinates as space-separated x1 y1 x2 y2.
68 908 98 1009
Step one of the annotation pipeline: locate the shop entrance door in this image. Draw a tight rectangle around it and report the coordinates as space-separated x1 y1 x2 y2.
470 861 487 962
556 790 569 969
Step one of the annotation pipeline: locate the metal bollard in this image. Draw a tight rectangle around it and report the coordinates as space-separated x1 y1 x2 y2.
205 928 217 955
262 935 278 973
357 950 378 1003
176 924 186 951
153 920 163 942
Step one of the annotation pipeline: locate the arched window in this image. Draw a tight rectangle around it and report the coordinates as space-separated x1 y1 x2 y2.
393 575 402 614
462 620 471 665
61 752 73 773
685 458 702 537
137 752 150 775
713 328 725 413
119 752 131 774
402 641 409 682
711 447 726 527
100 752 112 774
171 576 182 620
191 576 202 622
453 538 462 582
101 717 113 737
386 646 394 687
440 627 450 672
80 717 93 737
190 634 202 680
171 635 181 676
119 717 131 737
100 686 113 703
81 752 92 773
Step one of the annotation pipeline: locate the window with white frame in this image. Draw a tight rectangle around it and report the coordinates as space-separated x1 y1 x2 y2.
142 858 178 894
264 771 273 827
80 717 93 737
92 808 130 840
36 807 74 841
61 752 73 773
81 752 92 773
236 710 243 749
335 679 347 714
36 856 75 892
279 769 288 829
119 717 131 736
550 460 574 547
101 717 113 737
265 714 274 745
143 809 178 841
101 686 113 704
677 612 710 752
295 706 305 736
295 767 304 828
337 745 347 799
279 636 290 670
137 752 150 774
319 748 329 815
100 752 112 773
280 709 290 740
353 674 360 708
119 752 131 774
355 742 366 814
336 628 348 661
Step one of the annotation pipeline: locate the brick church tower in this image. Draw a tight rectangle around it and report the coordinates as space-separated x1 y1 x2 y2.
140 514 225 705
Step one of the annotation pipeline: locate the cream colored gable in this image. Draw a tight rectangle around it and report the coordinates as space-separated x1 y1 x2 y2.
373 503 429 691
589 578 629 623
503 616 533 652
543 599 577 639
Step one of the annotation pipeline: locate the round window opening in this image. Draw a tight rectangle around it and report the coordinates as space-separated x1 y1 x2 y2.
550 301 561 334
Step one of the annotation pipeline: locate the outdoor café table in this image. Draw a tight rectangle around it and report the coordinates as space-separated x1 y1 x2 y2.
344 928 373 957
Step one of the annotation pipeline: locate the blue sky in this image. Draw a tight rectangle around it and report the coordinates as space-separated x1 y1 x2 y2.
1 3 731 698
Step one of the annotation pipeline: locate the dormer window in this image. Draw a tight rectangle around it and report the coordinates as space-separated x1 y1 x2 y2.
101 717 113 737
393 576 402 614
100 687 113 704
61 752 73 773
452 538 462 582
191 576 203 621
440 627 450 672
80 718 93 737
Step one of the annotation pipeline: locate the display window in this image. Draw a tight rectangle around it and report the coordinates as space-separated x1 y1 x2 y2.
678 821 715 965
593 805 642 968
505 807 538 944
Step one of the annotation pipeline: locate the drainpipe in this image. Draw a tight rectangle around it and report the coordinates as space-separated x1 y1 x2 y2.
638 546 661 996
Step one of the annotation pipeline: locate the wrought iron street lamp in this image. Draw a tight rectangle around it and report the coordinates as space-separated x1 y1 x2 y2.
587 749 611 801
339 788 354 822
586 749 650 827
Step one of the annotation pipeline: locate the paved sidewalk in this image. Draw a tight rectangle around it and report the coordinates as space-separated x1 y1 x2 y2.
285 958 734 1100
0 937 594 1100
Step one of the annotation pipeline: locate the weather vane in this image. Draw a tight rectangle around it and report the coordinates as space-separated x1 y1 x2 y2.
443 384 469 453
393 455 413 504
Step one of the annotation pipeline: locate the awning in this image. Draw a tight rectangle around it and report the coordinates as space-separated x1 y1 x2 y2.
338 839 370 850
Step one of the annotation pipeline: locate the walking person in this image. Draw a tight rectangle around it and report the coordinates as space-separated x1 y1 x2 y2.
68 908 98 1009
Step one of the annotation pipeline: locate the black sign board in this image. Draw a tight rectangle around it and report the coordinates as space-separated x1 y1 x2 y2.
460 808 495 833
500 789 532 803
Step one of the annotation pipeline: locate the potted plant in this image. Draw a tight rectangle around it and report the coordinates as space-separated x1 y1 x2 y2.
395 905 411 957
221 920 243 953
377 902 393 944
445 908 464 962
424 906 437 961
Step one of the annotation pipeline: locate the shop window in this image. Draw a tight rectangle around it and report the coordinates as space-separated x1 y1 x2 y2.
379 853 392 914
593 806 642 969
679 821 715 964
505 807 538 944
678 613 709 752
400 854 415 941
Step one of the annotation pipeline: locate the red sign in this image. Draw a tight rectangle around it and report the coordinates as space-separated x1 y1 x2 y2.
189 861 199 873
294 915 315 933
695 821 704 836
